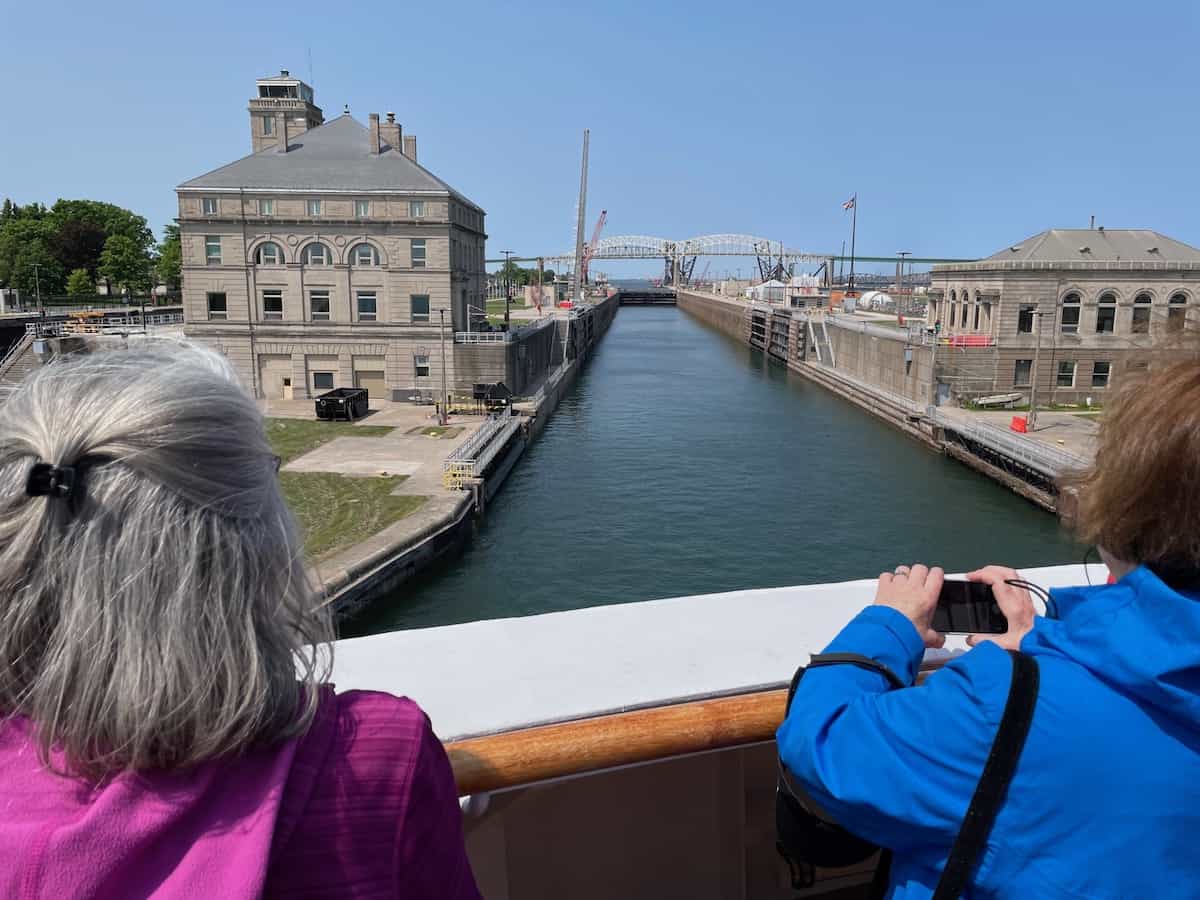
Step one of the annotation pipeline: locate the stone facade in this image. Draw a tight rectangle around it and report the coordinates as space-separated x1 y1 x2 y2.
928 230 1200 404
178 77 489 401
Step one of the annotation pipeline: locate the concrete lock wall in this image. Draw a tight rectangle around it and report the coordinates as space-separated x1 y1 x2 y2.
676 291 748 338
825 319 934 404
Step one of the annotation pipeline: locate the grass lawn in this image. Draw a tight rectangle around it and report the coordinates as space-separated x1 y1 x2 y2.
279 472 426 560
265 417 394 464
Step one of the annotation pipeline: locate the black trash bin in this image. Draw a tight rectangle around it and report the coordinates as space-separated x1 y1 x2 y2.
315 387 369 421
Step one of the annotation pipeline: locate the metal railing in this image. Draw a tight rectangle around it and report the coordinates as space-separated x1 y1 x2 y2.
455 315 557 345
28 313 184 337
944 418 1088 477
442 410 514 487
0 333 33 378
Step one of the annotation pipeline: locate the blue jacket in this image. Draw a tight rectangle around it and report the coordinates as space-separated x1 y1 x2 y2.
776 566 1200 898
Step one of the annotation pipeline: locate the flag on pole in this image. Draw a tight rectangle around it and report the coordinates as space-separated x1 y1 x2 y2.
842 195 856 210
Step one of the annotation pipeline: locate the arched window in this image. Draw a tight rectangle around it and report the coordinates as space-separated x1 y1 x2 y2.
1132 292 1152 334
1060 292 1081 334
1096 291 1117 334
350 243 379 266
255 242 283 265
301 242 332 266
1168 292 1188 332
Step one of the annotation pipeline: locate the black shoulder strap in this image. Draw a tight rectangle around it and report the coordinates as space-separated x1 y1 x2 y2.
932 650 1040 900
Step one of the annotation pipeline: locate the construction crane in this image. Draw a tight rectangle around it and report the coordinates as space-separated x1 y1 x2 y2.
693 260 711 288
580 210 607 286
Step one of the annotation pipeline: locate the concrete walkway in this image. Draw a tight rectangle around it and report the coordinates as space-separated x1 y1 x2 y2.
939 407 1099 460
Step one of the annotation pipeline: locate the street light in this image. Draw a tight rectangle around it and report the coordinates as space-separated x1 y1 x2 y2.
1027 310 1045 431
501 249 514 330
897 251 911 318
438 308 449 426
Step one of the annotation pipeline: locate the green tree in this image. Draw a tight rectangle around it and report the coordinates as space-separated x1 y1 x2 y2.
98 234 152 295
66 268 93 296
156 224 181 289
0 218 63 296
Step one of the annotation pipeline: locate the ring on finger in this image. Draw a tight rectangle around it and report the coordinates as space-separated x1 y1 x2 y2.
895 565 911 576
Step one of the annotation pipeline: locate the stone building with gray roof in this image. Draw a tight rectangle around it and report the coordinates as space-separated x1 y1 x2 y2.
927 228 1200 405
177 71 489 401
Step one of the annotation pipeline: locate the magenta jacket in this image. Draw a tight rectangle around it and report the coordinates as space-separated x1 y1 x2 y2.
0 689 482 899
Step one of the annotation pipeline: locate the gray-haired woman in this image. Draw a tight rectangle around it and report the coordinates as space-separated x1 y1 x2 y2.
0 344 481 899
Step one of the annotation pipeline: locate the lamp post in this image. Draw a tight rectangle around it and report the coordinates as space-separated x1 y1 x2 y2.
32 263 42 328
438 308 448 426
501 249 514 330
897 251 911 318
1027 310 1045 431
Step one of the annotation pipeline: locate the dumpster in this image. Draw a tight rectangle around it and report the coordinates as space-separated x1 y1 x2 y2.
315 387 369 421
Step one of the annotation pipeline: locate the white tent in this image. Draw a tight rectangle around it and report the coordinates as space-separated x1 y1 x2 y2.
746 279 787 303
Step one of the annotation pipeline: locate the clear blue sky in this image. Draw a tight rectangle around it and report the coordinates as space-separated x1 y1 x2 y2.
2 0 1196 276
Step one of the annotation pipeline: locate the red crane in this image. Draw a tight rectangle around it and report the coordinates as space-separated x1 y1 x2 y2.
581 209 607 286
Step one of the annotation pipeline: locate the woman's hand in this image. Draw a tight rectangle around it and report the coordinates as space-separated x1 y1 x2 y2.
965 565 1036 651
874 564 946 649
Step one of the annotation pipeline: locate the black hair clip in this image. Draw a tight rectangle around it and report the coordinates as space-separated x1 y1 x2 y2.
27 463 77 499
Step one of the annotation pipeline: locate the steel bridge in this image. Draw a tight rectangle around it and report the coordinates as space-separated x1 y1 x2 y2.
488 234 972 285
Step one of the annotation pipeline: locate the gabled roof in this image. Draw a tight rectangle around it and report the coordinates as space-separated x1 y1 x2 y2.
984 228 1200 263
177 115 483 212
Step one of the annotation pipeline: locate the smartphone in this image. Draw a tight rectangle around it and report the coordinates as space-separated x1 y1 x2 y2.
932 580 1008 633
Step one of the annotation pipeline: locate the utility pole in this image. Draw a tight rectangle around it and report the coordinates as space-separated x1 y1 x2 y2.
572 129 589 305
846 194 858 295
32 263 42 327
897 251 911 318
502 249 513 329
438 308 448 426
1027 310 1044 430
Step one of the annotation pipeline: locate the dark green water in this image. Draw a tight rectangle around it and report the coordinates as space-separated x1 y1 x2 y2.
349 306 1080 634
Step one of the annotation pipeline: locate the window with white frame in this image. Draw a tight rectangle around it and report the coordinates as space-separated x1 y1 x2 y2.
312 372 335 391
1132 292 1152 334
1014 359 1032 387
411 239 426 268
1092 361 1111 388
1060 292 1081 334
410 200 425 218
1168 292 1188 332
355 199 370 218
309 290 331 321
306 199 322 216
357 291 377 321
257 198 274 216
206 292 227 320
1096 292 1117 333
414 354 430 377
262 289 283 320
202 198 218 216
262 115 275 136
1056 360 1076 387
350 243 379 266
411 294 430 322
1017 305 1036 334
255 242 283 265
204 236 221 265
302 243 331 266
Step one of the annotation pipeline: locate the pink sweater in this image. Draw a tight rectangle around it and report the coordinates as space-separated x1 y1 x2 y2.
0 689 482 899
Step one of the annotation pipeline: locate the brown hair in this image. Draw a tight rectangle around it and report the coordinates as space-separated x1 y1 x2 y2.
1061 361 1200 587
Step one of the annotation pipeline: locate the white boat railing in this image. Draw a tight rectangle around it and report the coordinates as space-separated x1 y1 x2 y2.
29 313 184 336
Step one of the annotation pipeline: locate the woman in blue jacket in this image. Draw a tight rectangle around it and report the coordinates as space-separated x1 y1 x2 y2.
777 361 1200 898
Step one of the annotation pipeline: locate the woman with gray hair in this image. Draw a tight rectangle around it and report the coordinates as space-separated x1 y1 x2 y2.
0 344 481 899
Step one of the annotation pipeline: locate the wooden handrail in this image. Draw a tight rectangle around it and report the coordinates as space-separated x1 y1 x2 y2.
446 662 948 795
447 689 788 796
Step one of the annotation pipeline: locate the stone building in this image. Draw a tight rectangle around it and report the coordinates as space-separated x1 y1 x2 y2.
928 228 1200 404
177 71 488 400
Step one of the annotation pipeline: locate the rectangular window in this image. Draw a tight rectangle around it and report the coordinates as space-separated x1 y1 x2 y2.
306 199 322 216
257 198 274 216
972 304 980 330
309 290 330 321
1017 305 1035 334
1168 304 1187 332
202 198 218 216
410 200 425 218
204 236 221 265
1056 360 1076 388
262 289 283 320
355 199 370 218
414 354 430 377
262 115 274 136
206 292 227 321
1061 304 1080 334
411 294 430 322
411 239 426 268
1014 359 1032 387
356 291 377 322
1096 304 1116 333
1131 305 1151 334
313 372 335 391
1092 361 1111 388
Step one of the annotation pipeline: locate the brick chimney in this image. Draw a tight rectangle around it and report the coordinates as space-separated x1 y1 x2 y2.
275 111 289 153
368 113 381 155
402 134 417 163
380 112 401 153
